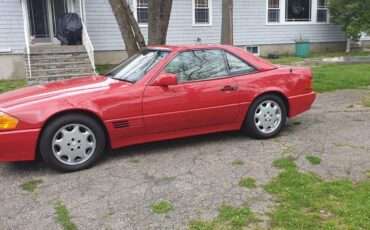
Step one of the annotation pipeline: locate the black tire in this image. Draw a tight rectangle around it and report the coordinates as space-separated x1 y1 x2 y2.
242 94 287 139
39 114 106 172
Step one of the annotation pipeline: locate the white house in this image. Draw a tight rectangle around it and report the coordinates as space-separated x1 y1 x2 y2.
0 0 346 81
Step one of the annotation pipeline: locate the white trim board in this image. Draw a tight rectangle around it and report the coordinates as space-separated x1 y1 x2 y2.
192 0 213 27
265 0 330 25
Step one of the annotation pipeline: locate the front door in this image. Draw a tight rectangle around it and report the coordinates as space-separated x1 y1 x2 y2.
51 0 69 38
28 0 51 42
143 49 240 134
28 0 70 43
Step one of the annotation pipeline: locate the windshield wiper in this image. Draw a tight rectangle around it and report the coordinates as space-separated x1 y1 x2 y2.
111 77 135 83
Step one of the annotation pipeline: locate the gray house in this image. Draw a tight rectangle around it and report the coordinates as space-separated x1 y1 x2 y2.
0 0 346 82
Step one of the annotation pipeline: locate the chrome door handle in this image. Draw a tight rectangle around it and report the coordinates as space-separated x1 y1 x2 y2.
220 86 238 91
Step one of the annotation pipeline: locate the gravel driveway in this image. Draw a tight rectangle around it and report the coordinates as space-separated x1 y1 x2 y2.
0 89 369 229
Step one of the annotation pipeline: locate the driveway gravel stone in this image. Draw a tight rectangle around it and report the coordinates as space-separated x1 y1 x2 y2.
0 89 369 229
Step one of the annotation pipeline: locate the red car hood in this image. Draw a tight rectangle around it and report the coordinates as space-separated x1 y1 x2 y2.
0 75 122 110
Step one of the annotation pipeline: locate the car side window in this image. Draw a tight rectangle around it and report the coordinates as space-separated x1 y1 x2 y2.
225 52 256 76
165 49 228 83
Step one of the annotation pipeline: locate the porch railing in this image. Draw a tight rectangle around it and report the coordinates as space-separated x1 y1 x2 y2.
21 0 32 80
26 45 32 80
81 21 96 74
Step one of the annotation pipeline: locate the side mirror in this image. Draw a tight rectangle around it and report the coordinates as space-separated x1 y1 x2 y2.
151 73 178 86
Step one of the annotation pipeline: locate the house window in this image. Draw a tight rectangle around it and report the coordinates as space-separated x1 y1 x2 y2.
268 0 280 22
246 46 260 56
317 0 328 22
137 0 149 24
286 0 312 22
194 0 212 25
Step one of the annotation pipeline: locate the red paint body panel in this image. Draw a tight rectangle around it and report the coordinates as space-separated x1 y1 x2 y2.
288 92 316 117
143 74 239 133
0 45 316 162
108 122 241 149
0 129 40 161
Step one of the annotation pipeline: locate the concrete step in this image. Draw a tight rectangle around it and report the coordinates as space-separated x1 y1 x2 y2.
29 67 95 77
25 44 95 85
29 56 91 65
29 45 86 53
27 73 96 86
29 52 89 59
26 70 96 78
30 61 93 70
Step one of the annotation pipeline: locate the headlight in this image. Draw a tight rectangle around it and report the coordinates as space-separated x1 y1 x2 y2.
0 112 19 130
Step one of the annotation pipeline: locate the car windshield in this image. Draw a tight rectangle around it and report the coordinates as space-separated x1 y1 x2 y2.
105 49 170 83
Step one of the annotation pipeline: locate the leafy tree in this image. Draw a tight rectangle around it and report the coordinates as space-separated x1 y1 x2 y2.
328 0 370 39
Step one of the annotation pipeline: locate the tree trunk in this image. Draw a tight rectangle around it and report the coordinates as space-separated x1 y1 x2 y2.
121 0 146 49
148 0 173 45
108 0 146 57
221 0 233 45
346 38 351 52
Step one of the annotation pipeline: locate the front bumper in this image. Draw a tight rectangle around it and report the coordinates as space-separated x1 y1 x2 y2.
0 129 40 162
288 92 316 117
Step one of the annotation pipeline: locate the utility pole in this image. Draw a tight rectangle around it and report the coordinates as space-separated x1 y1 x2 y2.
221 0 233 45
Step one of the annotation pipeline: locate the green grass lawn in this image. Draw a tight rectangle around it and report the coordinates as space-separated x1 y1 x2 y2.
313 64 370 93
54 201 77 230
189 204 259 229
238 177 257 188
20 179 43 193
267 50 370 64
190 156 370 229
0 80 26 94
96 64 115 75
189 156 370 230
265 157 370 230
150 201 173 214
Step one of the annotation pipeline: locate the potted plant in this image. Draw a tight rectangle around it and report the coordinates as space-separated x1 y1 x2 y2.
295 35 310 58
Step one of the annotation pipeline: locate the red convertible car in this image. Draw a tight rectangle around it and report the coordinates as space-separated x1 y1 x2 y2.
0 45 316 172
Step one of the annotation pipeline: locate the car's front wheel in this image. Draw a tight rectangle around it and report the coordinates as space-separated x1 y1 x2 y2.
39 114 106 172
242 94 287 139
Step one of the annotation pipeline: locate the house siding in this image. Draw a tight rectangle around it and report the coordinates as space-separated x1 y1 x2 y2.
0 0 347 54
85 0 223 51
0 0 26 54
166 0 222 45
85 0 346 52
233 0 346 46
85 0 125 51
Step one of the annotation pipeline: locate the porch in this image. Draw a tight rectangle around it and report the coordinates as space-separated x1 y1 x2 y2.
20 0 96 85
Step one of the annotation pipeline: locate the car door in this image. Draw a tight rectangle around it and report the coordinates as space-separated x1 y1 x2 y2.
142 49 240 134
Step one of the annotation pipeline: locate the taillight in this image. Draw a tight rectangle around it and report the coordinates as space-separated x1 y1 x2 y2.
305 77 313 91
305 71 313 91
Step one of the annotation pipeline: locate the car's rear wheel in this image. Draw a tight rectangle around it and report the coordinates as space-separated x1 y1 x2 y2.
242 94 287 139
40 114 106 172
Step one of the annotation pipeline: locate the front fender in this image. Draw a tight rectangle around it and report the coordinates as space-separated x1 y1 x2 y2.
6 99 104 130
